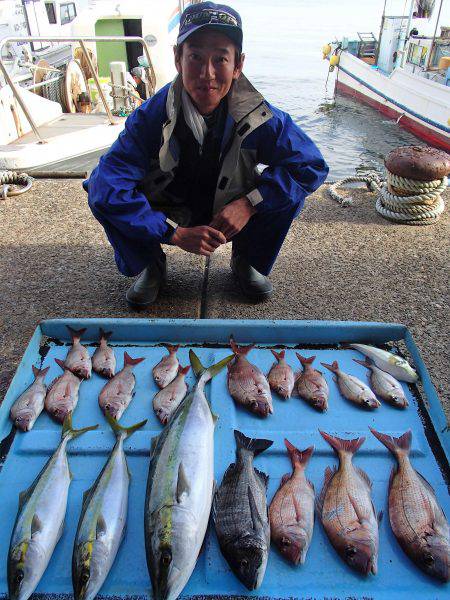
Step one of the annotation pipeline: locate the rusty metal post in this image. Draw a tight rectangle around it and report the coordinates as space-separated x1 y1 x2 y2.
79 40 116 126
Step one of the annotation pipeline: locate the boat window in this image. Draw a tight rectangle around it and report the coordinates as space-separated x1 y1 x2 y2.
60 2 77 25
407 43 428 67
45 2 57 25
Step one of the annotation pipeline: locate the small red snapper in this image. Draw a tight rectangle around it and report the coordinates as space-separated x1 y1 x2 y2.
45 359 82 423
99 352 144 420
64 326 92 379
10 365 50 431
268 350 294 399
153 365 190 425
92 328 116 379
152 344 179 389
296 353 329 412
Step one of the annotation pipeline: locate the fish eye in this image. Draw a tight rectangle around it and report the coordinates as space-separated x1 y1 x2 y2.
240 557 249 569
423 553 434 565
345 546 357 558
161 550 172 566
15 570 24 584
81 571 90 584
281 536 292 546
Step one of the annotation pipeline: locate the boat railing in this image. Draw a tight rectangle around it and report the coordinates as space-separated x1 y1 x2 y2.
0 35 156 144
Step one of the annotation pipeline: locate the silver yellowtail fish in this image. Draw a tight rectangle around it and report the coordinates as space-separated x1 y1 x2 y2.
72 414 147 600
145 350 233 600
10 366 50 431
8 415 98 600
349 343 418 383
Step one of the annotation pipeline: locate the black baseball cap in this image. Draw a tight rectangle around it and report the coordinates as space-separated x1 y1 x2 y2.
177 2 243 51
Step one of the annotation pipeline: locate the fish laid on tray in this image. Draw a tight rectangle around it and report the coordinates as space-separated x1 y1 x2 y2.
371 428 450 582
213 430 273 590
72 414 147 600
321 360 380 410
64 327 92 380
317 431 380 575
145 351 233 600
354 357 408 409
227 337 273 417
152 344 180 389
98 352 144 420
296 353 329 412
45 359 83 423
152 365 190 425
350 343 418 382
8 415 97 600
10 366 50 431
269 439 315 565
92 328 116 379
267 350 295 399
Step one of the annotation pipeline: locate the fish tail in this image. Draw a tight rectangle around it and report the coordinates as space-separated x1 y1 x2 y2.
320 360 339 373
61 412 98 440
284 438 314 469
229 335 254 356
164 343 180 354
178 364 191 375
189 350 234 381
320 430 365 455
123 351 145 366
54 357 66 370
32 365 50 378
234 429 273 456
370 428 412 457
105 412 147 438
271 349 285 360
66 325 87 341
99 327 113 341
296 352 316 366
353 357 372 369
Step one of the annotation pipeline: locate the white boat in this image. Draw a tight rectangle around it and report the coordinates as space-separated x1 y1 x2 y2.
326 0 450 152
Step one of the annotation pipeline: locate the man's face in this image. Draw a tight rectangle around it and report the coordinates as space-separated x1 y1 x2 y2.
175 29 244 115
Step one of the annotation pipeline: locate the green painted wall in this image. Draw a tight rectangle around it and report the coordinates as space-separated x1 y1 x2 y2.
95 20 127 77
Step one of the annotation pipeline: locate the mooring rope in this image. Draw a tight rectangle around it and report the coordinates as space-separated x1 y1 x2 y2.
0 170 33 200
328 170 447 225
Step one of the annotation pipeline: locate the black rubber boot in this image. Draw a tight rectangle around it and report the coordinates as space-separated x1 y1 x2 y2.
230 252 273 302
126 253 167 309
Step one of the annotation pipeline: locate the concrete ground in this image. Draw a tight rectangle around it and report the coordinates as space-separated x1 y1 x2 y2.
0 179 448 419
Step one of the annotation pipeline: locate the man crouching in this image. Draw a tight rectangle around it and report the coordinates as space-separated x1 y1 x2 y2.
85 2 329 307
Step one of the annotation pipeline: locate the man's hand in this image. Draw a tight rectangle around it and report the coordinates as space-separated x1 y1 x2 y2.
209 197 257 240
171 225 226 256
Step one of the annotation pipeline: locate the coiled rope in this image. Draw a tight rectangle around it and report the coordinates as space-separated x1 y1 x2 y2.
328 170 447 225
0 171 33 200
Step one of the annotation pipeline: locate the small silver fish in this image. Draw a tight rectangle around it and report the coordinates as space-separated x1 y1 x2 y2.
152 365 190 425
349 343 418 383
268 350 295 399
98 352 144 420
10 366 49 431
92 328 116 379
45 359 82 423
65 327 92 379
152 344 179 388
354 357 408 408
321 360 381 409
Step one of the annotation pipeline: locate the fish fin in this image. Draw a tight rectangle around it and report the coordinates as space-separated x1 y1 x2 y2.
55 357 66 370
248 485 265 532
123 351 145 367
320 360 339 373
355 466 373 489
271 349 285 361
178 364 191 376
189 350 234 382
38 365 50 378
284 439 314 470
234 429 273 456
96 514 107 539
316 466 337 515
61 413 98 440
221 462 237 485
281 473 291 486
388 466 397 491
296 352 316 366
378 510 383 524
150 435 159 458
319 430 365 455
18 489 31 511
176 462 190 503
254 467 269 489
230 335 255 356
292 494 303 523
369 428 412 457
416 470 438 498
31 514 43 537
32 365 40 378
353 357 372 369
189 350 206 378
105 411 147 439
99 327 113 341
164 343 180 354
67 326 87 341
332 376 337 384
349 494 368 524
307 478 315 492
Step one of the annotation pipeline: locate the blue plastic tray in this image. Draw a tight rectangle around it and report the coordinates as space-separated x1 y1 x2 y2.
0 319 448 600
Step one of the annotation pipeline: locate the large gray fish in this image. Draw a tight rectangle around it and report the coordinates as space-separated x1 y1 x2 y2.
321 360 380 410
267 350 295 399
317 431 380 575
72 414 147 600
152 344 180 389
8 415 98 600
349 343 418 383
92 328 116 379
227 338 273 417
45 359 83 423
354 357 408 408
296 353 329 412
213 430 273 590
370 428 450 582
145 350 233 600
152 365 190 425
98 352 144 420
65 327 92 380
269 440 315 565
10 366 50 431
